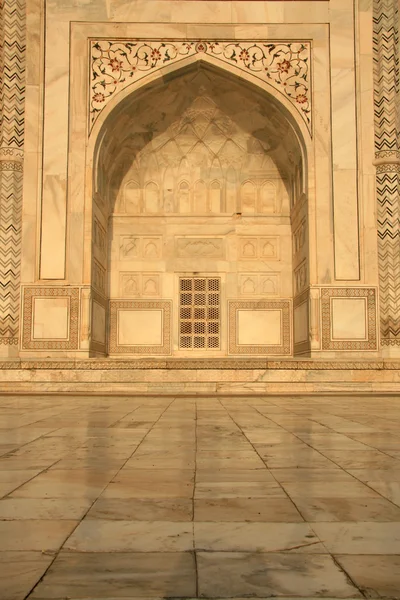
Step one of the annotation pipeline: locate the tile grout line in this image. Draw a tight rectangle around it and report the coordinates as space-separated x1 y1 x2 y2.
221 399 308 524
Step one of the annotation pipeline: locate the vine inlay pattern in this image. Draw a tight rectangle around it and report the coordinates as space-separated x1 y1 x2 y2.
90 40 311 131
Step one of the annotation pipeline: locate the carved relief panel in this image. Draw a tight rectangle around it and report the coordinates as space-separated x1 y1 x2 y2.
114 85 291 219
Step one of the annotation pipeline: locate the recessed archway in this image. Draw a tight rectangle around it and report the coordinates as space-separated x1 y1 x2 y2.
89 61 311 358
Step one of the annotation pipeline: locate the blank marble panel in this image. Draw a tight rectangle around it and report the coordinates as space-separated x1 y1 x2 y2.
32 298 69 340
294 301 308 344
237 310 281 346
92 301 106 345
331 298 367 340
118 309 163 346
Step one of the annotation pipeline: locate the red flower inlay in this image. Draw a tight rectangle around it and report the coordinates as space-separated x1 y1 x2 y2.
151 49 162 60
239 49 250 61
93 92 105 103
109 58 123 72
277 59 291 73
296 93 308 104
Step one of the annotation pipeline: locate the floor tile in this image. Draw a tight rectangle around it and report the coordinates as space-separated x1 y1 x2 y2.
0 551 54 600
261 450 335 469
10 469 117 498
65 520 193 552
0 497 92 519
335 555 400 598
0 520 78 551
292 496 400 521
194 522 324 552
318 449 400 469
197 552 361 598
29 551 197 599
195 480 286 498
311 522 400 554
348 467 400 482
194 497 303 522
270 469 355 483
102 480 194 499
363 480 400 505
87 497 193 520
195 468 275 482
281 481 379 498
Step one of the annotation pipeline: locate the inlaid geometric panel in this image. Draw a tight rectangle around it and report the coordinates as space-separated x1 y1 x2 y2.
179 277 220 350
321 288 377 350
22 287 79 350
0 0 26 346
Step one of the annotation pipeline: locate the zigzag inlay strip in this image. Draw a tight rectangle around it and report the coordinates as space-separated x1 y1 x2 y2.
373 0 400 344
0 0 26 345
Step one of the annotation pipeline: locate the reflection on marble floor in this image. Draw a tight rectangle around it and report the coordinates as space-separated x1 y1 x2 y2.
1 396 400 599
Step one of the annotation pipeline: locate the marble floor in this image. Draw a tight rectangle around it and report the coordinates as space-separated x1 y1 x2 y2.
1 395 400 599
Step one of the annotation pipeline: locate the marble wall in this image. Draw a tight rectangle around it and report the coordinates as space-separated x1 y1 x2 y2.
10 0 396 361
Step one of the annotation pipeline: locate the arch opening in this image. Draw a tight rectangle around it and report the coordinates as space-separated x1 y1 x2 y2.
91 62 310 357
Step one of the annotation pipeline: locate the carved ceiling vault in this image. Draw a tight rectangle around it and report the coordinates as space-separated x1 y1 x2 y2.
96 66 304 215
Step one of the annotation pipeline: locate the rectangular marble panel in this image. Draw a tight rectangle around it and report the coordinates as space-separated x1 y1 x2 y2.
109 300 172 355
294 301 309 344
32 298 69 340
118 309 163 346
228 300 291 355
332 298 367 340
92 301 106 345
237 309 282 346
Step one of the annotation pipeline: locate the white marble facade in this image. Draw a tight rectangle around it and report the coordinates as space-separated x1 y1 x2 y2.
2 0 398 365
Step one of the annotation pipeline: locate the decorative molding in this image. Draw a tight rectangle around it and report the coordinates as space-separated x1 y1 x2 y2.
21 287 80 350
0 0 26 347
90 40 311 132
321 288 377 351
228 299 291 355
373 0 400 344
109 300 172 354
1 358 400 371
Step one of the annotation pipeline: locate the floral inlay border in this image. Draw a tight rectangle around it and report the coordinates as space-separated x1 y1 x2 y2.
90 40 311 132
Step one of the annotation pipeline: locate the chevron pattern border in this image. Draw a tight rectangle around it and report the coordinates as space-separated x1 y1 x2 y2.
373 0 400 344
0 0 25 347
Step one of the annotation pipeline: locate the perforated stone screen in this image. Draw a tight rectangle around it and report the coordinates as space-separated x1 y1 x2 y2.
179 277 220 350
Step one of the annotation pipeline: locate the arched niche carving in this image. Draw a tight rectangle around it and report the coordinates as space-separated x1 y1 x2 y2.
210 180 222 213
178 180 191 213
259 181 277 214
88 61 312 357
241 181 257 214
124 180 141 214
144 181 159 213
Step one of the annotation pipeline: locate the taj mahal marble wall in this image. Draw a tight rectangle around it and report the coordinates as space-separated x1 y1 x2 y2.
1 0 398 364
